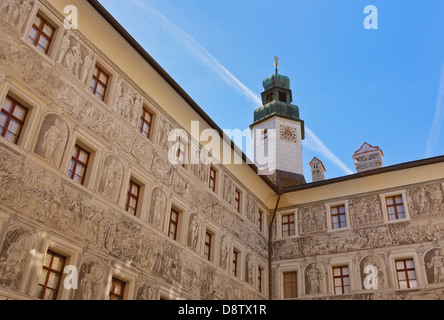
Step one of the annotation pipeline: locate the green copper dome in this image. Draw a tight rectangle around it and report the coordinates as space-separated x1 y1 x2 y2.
262 73 290 91
251 73 303 133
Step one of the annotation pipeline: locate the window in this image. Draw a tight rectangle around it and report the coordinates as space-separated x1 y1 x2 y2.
234 189 241 213
282 214 295 237
0 96 28 144
35 250 66 300
258 210 264 232
265 93 273 104
331 205 347 230
396 259 418 289
386 196 406 221
126 180 140 216
209 167 216 192
27 14 55 54
168 208 180 241
68 145 90 185
89 66 109 101
258 267 263 293
109 277 126 300
333 266 351 295
263 129 268 140
279 91 287 103
176 137 187 168
283 272 297 299
204 231 212 261
232 250 239 277
139 108 153 139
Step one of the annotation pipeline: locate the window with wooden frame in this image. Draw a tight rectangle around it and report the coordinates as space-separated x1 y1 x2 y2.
395 259 418 289
282 213 295 237
126 180 140 216
333 266 351 295
35 250 66 300
109 277 126 300
234 189 241 213
168 208 180 241
232 250 239 277
283 272 297 299
258 210 264 232
27 14 56 54
68 144 90 185
386 195 406 221
89 66 109 101
331 205 347 230
176 137 187 168
139 108 153 139
0 96 28 144
204 231 212 261
258 267 263 293
209 167 216 192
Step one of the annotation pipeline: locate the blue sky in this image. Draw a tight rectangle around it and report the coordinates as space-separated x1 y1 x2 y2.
98 0 444 181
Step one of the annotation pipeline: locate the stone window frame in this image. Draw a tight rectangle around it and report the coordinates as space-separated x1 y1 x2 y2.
325 200 351 233
27 13 56 55
35 250 66 300
89 64 110 102
21 4 65 64
167 198 187 244
105 265 137 300
63 130 103 191
328 257 354 296
31 239 81 301
67 144 90 186
139 105 155 141
380 190 411 224
388 251 423 290
277 210 297 239
86 57 116 106
126 179 141 217
0 84 40 150
209 165 218 193
278 263 302 300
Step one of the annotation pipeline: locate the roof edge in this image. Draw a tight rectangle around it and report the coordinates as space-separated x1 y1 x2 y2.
283 155 444 193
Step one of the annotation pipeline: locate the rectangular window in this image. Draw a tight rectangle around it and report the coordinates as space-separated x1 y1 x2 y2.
396 259 418 289
279 91 287 103
204 231 212 261
0 96 28 144
333 266 351 295
176 137 187 168
234 189 241 213
265 93 273 104
232 250 239 277
68 145 90 185
283 272 297 299
386 196 406 221
35 250 66 300
89 66 109 101
258 267 263 293
27 14 55 54
282 214 295 237
209 167 216 192
126 180 140 216
168 208 180 241
331 205 347 230
139 108 153 139
109 277 126 300
258 210 264 232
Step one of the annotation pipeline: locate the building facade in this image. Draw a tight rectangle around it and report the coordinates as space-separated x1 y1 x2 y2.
0 0 443 301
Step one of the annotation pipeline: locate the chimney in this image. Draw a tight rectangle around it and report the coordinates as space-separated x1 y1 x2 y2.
353 142 383 173
310 157 326 182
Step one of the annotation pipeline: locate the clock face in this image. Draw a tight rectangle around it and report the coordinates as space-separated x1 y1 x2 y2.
280 125 297 143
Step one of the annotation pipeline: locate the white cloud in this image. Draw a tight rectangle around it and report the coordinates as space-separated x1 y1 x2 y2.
425 65 444 158
131 0 353 175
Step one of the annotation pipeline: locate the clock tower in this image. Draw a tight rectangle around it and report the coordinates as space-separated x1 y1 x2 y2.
250 64 306 188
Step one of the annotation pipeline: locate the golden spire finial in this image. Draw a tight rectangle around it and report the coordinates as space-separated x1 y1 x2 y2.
274 56 279 74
